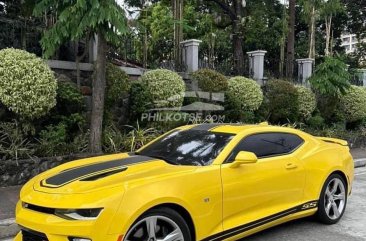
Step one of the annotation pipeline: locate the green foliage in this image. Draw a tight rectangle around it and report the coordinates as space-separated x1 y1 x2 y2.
124 123 159 152
226 76 263 111
309 57 351 96
103 123 159 153
295 85 316 119
33 0 127 58
36 123 68 156
140 69 185 108
306 114 325 129
0 121 35 163
56 81 84 114
340 86 366 122
106 63 131 108
192 68 228 92
128 82 152 122
0 48 57 119
266 79 299 123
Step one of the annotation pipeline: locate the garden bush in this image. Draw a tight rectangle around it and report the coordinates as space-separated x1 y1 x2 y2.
106 63 131 108
226 76 263 111
128 82 153 122
56 81 84 114
266 79 299 123
192 68 228 92
140 69 185 108
340 86 366 123
0 48 57 119
295 86 316 120
309 57 350 96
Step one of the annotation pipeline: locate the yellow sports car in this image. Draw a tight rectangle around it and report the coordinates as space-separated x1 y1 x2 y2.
15 123 354 241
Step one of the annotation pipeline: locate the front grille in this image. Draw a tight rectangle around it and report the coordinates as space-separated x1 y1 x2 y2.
23 203 55 215
22 229 48 241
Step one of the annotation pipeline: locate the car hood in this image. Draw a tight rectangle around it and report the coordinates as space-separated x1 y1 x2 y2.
31 153 196 194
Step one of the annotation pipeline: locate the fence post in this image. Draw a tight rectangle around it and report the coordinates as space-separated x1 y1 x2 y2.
247 50 267 85
180 39 202 73
296 58 314 86
359 69 366 87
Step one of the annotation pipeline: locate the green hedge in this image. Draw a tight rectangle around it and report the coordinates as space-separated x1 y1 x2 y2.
0 48 57 119
295 85 316 120
106 63 131 108
226 76 263 111
192 68 228 92
266 79 299 123
140 69 185 108
340 86 366 122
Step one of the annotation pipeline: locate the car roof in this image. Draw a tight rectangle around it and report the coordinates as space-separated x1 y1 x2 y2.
182 123 302 135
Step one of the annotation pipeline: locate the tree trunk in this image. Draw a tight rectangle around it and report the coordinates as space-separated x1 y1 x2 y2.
309 6 316 59
89 33 107 153
233 0 245 75
233 22 245 75
286 0 295 78
325 15 332 56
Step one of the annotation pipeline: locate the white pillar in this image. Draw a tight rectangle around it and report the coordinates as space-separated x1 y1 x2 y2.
181 39 202 73
296 58 314 86
89 34 98 63
247 50 267 85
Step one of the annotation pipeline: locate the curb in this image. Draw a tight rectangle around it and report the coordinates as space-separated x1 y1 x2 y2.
355 158 366 168
0 218 18 239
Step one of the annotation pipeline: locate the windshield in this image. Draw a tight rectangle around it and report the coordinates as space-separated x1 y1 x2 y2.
137 129 234 166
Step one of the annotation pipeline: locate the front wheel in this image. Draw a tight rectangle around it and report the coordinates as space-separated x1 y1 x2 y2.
317 174 347 224
124 207 192 241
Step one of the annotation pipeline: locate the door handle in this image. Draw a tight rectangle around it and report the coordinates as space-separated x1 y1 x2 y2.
286 163 298 170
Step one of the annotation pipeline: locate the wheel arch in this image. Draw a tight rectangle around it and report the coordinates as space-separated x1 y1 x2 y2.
131 203 196 241
318 170 349 199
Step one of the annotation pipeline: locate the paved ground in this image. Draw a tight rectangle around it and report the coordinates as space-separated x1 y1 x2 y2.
241 166 366 241
1 148 366 241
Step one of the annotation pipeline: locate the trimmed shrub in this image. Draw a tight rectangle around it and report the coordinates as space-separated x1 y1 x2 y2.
106 63 131 108
295 85 316 119
340 85 366 122
226 76 263 111
266 79 299 123
128 82 153 122
192 68 228 92
140 69 185 108
0 48 57 119
57 81 84 114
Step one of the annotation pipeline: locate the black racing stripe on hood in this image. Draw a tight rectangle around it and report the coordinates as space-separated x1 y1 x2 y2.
43 155 154 187
191 123 224 131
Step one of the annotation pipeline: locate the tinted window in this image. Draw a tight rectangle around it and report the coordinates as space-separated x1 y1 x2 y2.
137 130 234 166
228 132 304 161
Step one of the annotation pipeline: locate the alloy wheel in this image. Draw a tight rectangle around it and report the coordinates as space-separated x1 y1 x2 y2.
324 178 346 220
125 215 184 241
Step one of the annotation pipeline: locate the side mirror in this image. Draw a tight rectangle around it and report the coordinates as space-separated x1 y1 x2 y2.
230 151 258 168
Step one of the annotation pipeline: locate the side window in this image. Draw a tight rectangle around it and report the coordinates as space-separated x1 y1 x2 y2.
228 132 304 161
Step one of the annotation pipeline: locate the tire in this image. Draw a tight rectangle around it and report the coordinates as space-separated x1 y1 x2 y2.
124 207 192 241
317 173 348 224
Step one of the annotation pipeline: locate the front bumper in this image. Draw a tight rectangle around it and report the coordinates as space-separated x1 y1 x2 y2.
15 187 126 241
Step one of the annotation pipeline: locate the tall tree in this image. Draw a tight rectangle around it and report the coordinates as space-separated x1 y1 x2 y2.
300 0 321 59
286 0 295 78
320 0 343 56
33 0 127 153
207 0 247 74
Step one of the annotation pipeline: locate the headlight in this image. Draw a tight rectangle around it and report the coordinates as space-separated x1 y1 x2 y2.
55 208 103 220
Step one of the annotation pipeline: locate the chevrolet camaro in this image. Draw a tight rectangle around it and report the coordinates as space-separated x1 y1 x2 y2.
14 123 354 241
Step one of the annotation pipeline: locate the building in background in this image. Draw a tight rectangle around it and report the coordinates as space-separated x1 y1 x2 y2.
341 33 365 54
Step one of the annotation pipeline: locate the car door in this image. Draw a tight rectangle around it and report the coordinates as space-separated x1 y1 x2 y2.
221 132 306 232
